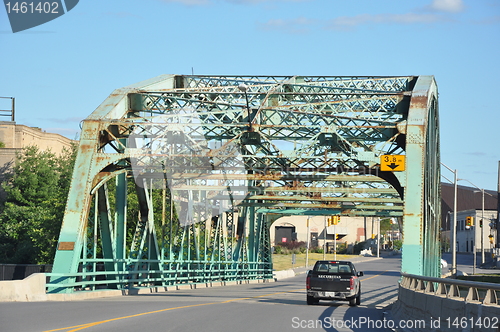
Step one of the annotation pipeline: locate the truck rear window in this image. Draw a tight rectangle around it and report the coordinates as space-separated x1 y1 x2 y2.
314 262 352 274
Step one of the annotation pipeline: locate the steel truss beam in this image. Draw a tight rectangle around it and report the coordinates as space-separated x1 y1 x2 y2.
49 75 440 293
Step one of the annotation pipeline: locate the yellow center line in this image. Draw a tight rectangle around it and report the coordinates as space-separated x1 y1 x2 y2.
43 289 303 332
45 271 390 332
360 270 389 282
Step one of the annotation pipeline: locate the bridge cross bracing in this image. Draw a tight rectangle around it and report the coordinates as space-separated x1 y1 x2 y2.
48 75 441 293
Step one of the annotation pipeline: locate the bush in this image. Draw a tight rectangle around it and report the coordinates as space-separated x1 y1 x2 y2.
337 242 348 254
393 240 402 250
274 241 306 254
311 246 324 254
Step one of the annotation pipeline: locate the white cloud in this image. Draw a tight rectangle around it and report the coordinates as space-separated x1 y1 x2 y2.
428 0 464 13
327 13 447 30
258 17 316 34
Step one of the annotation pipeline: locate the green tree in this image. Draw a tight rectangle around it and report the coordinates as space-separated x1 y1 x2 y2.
380 218 393 234
393 240 403 250
0 145 77 264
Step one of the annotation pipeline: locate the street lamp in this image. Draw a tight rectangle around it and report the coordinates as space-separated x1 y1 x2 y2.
441 162 458 276
472 189 496 263
441 174 492 275
238 84 252 131
472 188 485 264
460 178 481 275
238 84 261 146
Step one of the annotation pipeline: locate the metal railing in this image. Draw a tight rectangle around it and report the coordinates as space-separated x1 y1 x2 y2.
0 264 52 281
46 260 273 293
401 273 500 306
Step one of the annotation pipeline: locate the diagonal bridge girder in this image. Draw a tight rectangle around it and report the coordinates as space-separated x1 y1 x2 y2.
48 75 440 293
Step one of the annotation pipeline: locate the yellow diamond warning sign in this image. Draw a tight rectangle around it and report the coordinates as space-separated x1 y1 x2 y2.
380 155 405 172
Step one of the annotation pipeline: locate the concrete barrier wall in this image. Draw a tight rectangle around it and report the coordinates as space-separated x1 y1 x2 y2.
0 273 47 302
0 273 278 302
273 269 295 280
392 285 500 332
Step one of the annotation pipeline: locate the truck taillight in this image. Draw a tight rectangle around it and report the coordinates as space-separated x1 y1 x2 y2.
350 276 356 290
306 275 311 289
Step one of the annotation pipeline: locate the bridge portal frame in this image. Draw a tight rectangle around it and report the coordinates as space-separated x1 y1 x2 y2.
47 75 441 293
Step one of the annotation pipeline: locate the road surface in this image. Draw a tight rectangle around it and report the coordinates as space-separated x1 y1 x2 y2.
0 256 402 332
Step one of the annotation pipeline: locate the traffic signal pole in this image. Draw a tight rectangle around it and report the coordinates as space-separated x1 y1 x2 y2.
326 216 340 260
334 222 337 261
323 216 326 260
497 161 500 257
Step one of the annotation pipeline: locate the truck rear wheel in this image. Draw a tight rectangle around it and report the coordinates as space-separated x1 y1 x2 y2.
307 295 318 305
349 290 361 306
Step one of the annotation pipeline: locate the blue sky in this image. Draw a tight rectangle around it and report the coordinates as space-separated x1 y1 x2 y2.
0 0 499 190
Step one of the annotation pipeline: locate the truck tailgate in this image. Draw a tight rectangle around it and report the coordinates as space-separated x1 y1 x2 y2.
310 274 351 292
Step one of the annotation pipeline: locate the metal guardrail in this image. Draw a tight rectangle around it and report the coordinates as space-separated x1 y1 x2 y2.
0 264 52 281
401 273 500 306
45 260 273 293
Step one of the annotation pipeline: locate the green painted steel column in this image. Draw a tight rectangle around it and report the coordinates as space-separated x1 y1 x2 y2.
247 206 256 262
115 172 127 272
402 76 440 277
49 120 102 293
97 186 116 283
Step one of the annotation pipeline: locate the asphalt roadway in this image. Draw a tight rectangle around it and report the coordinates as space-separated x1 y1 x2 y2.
1 255 403 332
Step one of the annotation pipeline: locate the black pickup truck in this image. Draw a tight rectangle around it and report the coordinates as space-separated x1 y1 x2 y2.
306 260 363 306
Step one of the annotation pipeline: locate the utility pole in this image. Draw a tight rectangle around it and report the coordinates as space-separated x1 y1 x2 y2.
323 216 326 260
334 221 337 261
377 218 380 258
306 217 310 268
497 161 500 253
453 169 458 276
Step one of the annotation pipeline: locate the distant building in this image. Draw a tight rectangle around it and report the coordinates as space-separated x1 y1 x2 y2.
441 182 498 255
0 120 75 170
270 182 498 254
270 215 395 254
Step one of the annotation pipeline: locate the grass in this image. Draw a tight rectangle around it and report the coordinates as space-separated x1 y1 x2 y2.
272 253 360 271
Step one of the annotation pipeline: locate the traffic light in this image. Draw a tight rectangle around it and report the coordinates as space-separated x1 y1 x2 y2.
327 216 341 226
479 219 483 228
466 216 474 227
333 216 340 225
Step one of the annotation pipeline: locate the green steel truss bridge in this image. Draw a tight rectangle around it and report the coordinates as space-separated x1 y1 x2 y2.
48 75 441 293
